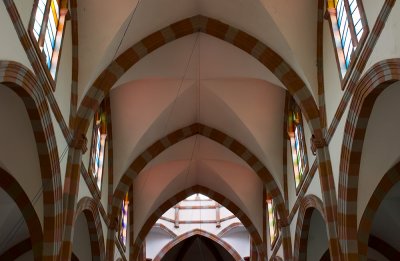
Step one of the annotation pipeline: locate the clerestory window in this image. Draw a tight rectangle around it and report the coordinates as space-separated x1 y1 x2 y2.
30 0 67 82
327 0 368 87
288 98 308 191
89 104 107 191
267 197 279 247
118 194 129 248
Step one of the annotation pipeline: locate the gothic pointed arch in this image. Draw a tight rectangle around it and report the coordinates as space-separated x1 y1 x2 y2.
153 229 242 261
132 185 264 260
338 58 400 259
0 168 43 260
0 60 62 259
74 15 321 146
74 197 106 261
293 194 329 261
357 160 400 259
110 123 289 258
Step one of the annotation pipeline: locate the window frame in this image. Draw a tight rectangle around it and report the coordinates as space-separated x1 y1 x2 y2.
267 196 280 249
28 0 68 89
89 106 107 193
118 193 129 250
287 98 309 194
326 0 369 89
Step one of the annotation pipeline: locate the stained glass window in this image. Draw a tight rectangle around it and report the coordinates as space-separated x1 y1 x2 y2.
90 106 107 190
118 193 129 247
31 0 65 79
288 99 308 189
336 0 353 68
330 0 368 79
267 198 279 245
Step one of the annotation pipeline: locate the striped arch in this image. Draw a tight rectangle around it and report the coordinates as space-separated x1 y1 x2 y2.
153 229 243 261
357 161 400 260
0 168 43 261
132 185 263 260
293 195 328 261
111 123 290 258
338 59 400 259
75 14 321 144
74 197 106 261
0 61 62 260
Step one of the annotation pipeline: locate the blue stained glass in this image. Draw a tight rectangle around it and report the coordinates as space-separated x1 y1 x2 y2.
335 0 365 72
33 0 47 40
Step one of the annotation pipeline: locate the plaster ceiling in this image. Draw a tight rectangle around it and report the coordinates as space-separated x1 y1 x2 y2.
76 0 319 236
111 33 286 186
77 0 318 103
133 135 263 240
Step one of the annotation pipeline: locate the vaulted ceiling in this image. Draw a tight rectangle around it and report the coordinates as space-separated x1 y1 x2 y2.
76 0 319 241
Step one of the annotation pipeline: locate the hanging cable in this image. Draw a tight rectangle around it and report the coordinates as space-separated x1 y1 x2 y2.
139 34 200 206
80 0 143 133
2 0 143 252
0 143 69 249
162 33 200 137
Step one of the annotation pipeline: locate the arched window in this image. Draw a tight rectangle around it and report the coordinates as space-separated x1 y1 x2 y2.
118 193 129 248
267 196 279 247
89 104 107 190
326 0 368 87
288 98 308 190
29 0 68 81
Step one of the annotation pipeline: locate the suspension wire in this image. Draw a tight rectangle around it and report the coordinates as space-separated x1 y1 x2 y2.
162 33 200 137
139 33 200 217
113 0 143 60
197 32 201 124
1 143 69 249
182 32 202 186
197 233 206 261
2 0 144 252
197 34 201 233
80 0 143 136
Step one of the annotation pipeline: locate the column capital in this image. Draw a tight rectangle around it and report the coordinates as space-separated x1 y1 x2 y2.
70 132 88 152
311 132 327 155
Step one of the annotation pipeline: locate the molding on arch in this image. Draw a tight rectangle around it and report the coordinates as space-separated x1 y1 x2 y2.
151 223 178 239
74 197 106 261
75 14 320 140
152 228 243 261
0 60 62 259
132 185 263 260
338 58 400 259
217 222 244 237
0 168 43 261
357 161 400 260
293 194 328 261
